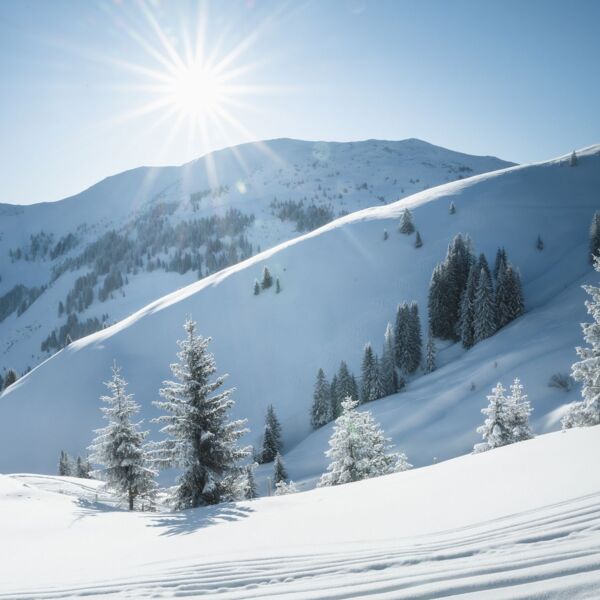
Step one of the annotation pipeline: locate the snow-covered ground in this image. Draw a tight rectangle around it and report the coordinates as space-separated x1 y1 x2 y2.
2 426 600 599
0 145 597 478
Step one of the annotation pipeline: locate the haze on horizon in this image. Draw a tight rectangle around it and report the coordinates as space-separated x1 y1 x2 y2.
1 0 599 206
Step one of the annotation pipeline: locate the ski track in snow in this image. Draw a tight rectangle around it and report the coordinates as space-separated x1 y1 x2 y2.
4 492 600 599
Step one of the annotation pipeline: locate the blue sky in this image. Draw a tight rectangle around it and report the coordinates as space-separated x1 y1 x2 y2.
1 0 599 205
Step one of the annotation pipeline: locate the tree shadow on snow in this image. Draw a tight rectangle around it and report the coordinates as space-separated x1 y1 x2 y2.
150 502 254 536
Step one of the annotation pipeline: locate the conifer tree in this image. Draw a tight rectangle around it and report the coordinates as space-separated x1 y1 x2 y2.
399 208 415 234
253 280 260 295
536 235 544 251
507 378 533 442
261 267 273 289
496 264 524 329
563 259 600 429
381 323 398 396
459 263 478 348
243 464 258 499
474 383 512 452
311 368 331 428
273 452 288 485
589 211 600 263
336 361 357 407
360 343 379 403
329 373 340 419
473 267 497 342
493 248 507 281
570 150 578 166
275 480 298 495
449 201 456 215
275 278 281 294
383 230 389 241
152 319 249 508
89 364 156 510
428 264 449 339
424 330 436 373
414 231 423 248
394 303 410 369
261 404 283 463
76 456 91 478
407 302 422 373
58 450 73 476
318 397 410 487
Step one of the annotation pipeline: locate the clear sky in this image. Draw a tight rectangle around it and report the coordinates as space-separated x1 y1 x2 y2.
1 0 599 205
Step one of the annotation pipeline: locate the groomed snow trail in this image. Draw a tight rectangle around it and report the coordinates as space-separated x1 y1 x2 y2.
2 427 600 599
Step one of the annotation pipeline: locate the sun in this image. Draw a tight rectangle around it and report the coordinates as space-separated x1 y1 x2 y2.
167 63 227 120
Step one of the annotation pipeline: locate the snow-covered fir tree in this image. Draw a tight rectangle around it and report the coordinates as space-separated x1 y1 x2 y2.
474 383 512 452
507 378 533 443
89 364 156 510
589 211 600 263
536 235 544 251
261 404 283 463
381 323 399 396
495 264 524 329
3 368 17 390
563 259 600 429
414 231 423 248
58 450 73 476
151 319 249 509
459 263 478 348
394 302 421 374
329 373 339 419
336 361 358 407
360 343 381 403
318 397 410 487
424 330 436 373
473 267 497 342
493 247 507 280
311 368 331 428
449 201 456 215
273 452 288 485
76 456 91 479
261 267 273 289
407 302 422 372
243 463 258 499
253 280 260 295
399 208 415 234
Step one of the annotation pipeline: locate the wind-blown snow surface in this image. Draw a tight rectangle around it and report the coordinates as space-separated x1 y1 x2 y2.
0 138 510 376
0 146 598 478
2 427 600 598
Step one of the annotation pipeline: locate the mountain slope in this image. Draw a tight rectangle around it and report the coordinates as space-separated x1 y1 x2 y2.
0 138 512 378
2 426 600 598
0 145 597 477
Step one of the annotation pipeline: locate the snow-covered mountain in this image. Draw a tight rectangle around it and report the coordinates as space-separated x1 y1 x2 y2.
0 144 597 478
2 426 600 598
0 138 511 378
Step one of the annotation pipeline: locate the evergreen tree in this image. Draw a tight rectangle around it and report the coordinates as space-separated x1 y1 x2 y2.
336 361 357 408
381 323 398 396
449 201 456 215
589 211 600 263
414 231 423 248
273 452 288 485
253 280 260 295
493 248 507 280
261 267 273 290
243 463 258 499
473 267 497 342
261 404 283 463
58 450 73 476
459 263 478 348
474 383 513 452
507 378 533 443
76 455 91 478
318 397 410 487
399 208 415 234
563 259 600 429
360 343 380 403
476 253 491 283
395 303 421 374
275 278 281 294
394 302 410 369
329 373 340 419
311 368 331 428
407 302 422 373
570 150 578 166
428 264 449 339
536 235 544 251
3 369 17 390
424 330 436 373
383 230 389 241
89 364 156 510
151 319 249 508
275 480 298 495
496 264 524 329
